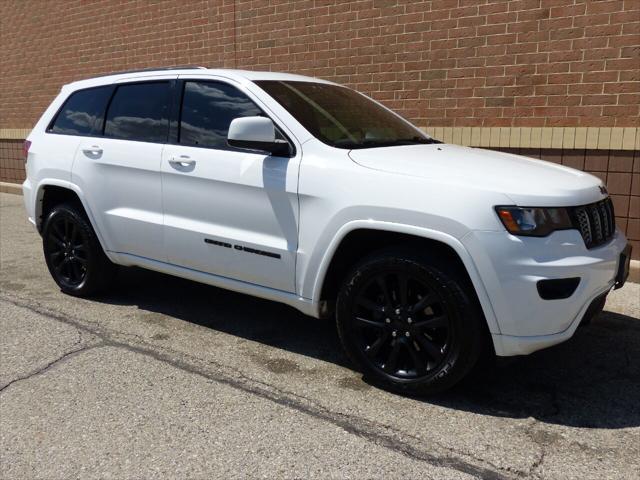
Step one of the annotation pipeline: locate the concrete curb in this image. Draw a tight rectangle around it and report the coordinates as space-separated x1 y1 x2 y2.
0 180 637 283
629 260 640 284
0 181 22 195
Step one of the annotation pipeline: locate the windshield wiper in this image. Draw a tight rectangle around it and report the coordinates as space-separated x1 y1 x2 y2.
349 137 442 148
393 136 442 145
336 136 443 149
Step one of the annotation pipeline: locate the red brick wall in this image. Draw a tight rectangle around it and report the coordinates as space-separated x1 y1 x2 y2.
0 140 26 183
1 0 639 129
1 1 638 257
0 0 236 130
235 0 640 128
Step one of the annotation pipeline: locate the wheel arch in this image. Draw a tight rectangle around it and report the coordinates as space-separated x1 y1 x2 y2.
311 221 500 335
34 179 112 258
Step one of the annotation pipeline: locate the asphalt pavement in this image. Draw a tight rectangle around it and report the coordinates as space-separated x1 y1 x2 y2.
1 192 639 479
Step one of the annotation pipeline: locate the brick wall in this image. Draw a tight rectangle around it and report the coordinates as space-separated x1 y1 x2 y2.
1 0 638 129
234 0 640 128
1 0 638 256
0 140 25 184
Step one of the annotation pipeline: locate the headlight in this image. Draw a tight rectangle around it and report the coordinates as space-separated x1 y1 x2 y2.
495 206 573 237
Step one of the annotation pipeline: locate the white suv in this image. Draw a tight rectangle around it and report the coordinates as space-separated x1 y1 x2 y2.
23 67 631 394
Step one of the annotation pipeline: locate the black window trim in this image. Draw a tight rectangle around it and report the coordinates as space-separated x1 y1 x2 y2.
101 79 174 145
46 84 116 138
46 77 298 156
172 78 297 158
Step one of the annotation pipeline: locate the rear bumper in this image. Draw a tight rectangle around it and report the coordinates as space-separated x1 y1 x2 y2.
22 179 36 227
463 228 628 356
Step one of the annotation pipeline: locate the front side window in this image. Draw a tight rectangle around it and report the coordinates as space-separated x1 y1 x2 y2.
49 86 113 136
179 81 263 149
256 80 439 149
104 82 170 143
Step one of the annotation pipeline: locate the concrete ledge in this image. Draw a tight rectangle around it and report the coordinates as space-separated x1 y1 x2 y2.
629 260 640 284
0 181 22 195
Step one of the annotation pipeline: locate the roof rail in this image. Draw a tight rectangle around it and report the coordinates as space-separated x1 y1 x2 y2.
104 65 207 76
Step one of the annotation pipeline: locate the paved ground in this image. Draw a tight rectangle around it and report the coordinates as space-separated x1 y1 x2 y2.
1 192 639 480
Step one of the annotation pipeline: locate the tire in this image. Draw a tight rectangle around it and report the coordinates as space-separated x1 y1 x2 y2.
42 202 116 296
336 248 486 396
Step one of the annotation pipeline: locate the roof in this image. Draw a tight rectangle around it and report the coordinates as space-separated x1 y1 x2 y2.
62 67 336 92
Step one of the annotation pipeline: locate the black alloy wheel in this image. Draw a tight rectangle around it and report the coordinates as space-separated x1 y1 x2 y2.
45 215 89 288
336 249 485 395
42 202 116 296
352 272 451 380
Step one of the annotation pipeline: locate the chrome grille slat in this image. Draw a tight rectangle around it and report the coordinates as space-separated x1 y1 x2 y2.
571 198 615 249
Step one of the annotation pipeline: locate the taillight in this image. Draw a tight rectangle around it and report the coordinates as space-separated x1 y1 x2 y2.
23 140 32 161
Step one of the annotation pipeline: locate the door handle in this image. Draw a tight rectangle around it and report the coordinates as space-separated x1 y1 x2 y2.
82 146 103 156
169 155 196 169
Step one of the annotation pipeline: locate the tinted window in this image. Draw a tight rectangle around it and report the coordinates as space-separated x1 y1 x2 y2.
49 86 113 136
256 81 439 149
179 81 263 149
105 82 170 143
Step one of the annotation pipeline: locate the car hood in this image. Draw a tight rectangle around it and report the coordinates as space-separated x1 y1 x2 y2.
348 143 606 207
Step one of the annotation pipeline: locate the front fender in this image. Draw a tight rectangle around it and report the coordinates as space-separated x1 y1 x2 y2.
305 220 501 335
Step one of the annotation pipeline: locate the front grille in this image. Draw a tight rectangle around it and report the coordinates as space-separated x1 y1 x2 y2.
570 198 615 249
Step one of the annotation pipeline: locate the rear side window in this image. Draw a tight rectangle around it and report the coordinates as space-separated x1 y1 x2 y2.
179 81 263 149
105 82 171 143
49 86 113 136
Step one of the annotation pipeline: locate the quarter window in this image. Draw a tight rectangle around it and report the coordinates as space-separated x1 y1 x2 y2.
104 82 171 143
49 86 113 136
179 81 263 149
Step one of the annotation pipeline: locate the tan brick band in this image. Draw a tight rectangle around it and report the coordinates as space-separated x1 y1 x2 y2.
423 127 639 150
1 127 639 151
0 129 31 140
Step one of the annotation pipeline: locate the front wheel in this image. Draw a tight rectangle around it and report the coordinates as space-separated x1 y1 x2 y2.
42 203 116 296
336 249 486 395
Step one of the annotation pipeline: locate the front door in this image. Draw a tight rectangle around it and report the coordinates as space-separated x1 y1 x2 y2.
161 79 300 292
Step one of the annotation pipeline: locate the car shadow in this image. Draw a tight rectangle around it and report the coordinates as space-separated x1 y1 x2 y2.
99 267 349 367
96 266 640 429
435 309 640 429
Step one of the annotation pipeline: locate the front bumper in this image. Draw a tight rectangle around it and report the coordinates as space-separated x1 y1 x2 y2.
463 228 628 356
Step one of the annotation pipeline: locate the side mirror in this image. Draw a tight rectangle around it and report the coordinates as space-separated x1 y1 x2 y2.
227 116 291 156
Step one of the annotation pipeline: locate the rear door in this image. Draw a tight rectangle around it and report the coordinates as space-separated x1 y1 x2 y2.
161 78 301 292
72 78 175 261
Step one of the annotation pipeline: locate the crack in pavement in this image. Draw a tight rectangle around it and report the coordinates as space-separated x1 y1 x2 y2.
1 292 518 480
524 421 548 480
529 449 546 480
0 333 102 393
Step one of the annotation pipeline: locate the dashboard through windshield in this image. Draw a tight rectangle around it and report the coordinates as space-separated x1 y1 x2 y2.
255 80 440 149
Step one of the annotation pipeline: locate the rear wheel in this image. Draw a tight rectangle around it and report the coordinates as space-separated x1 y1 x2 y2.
336 249 485 395
42 203 115 296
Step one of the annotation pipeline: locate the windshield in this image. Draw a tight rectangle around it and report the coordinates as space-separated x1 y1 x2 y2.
255 80 441 149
